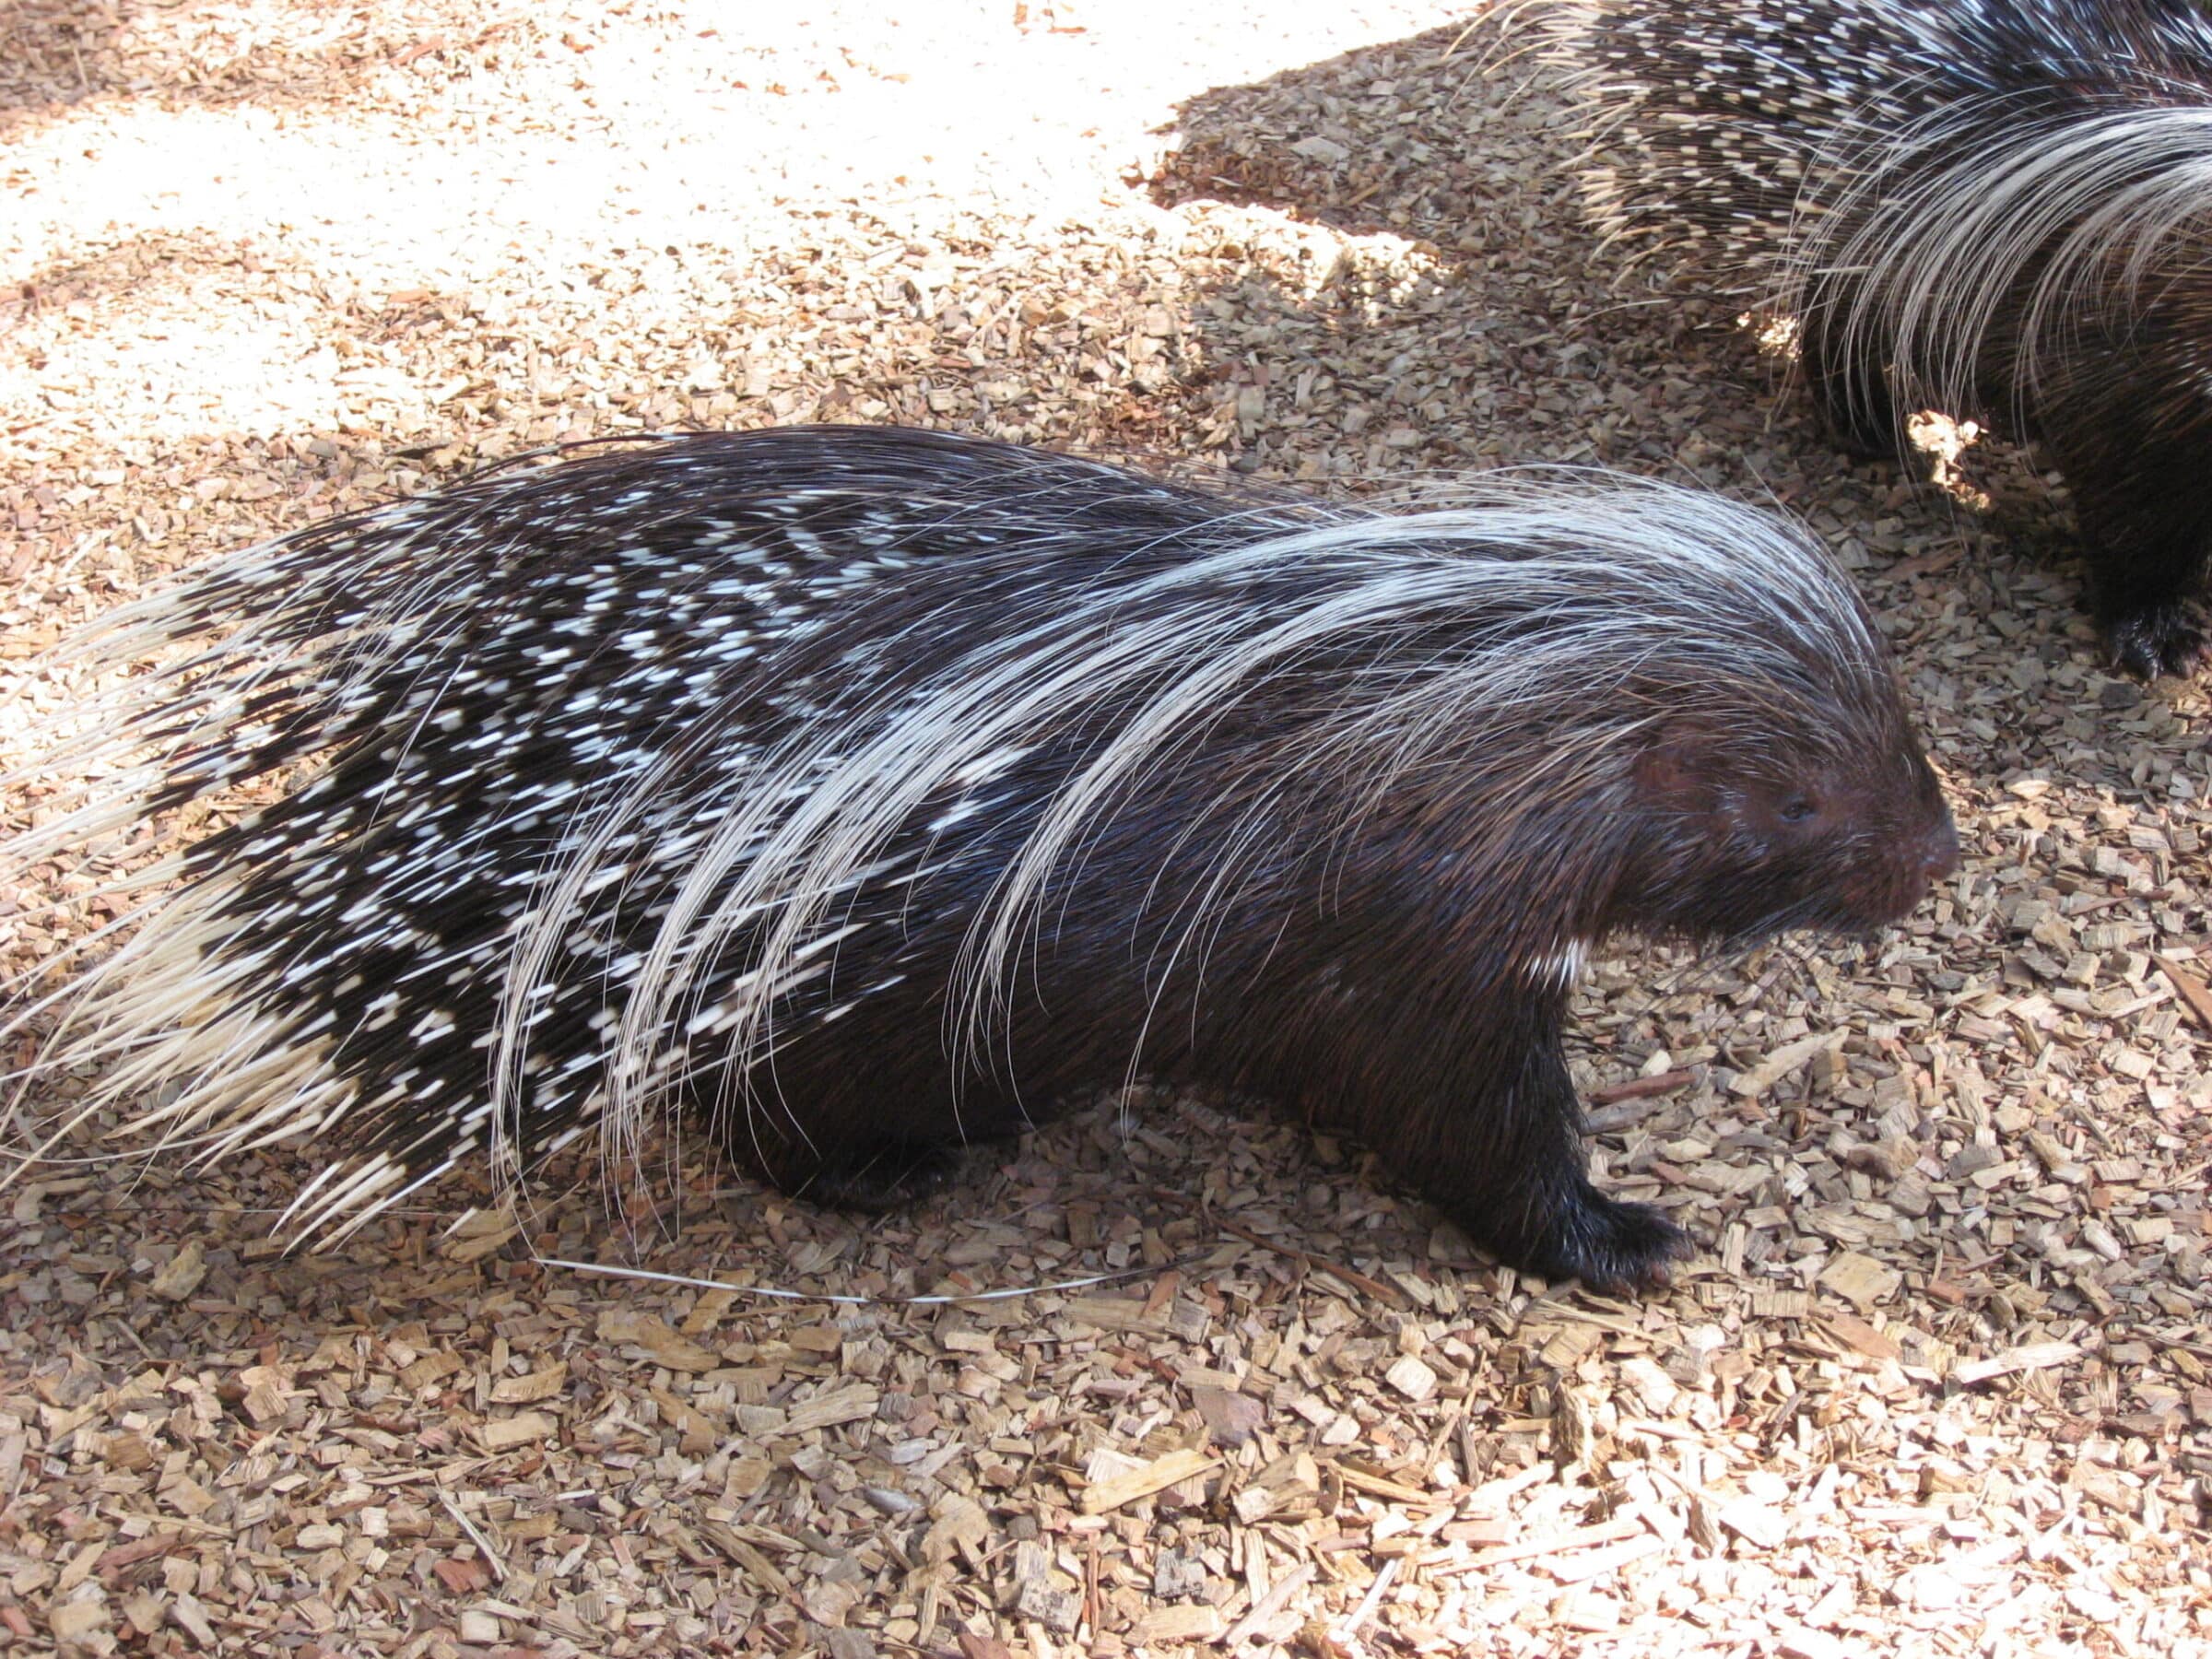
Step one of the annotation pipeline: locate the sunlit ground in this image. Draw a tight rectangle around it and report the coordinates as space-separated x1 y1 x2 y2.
1 0 1460 449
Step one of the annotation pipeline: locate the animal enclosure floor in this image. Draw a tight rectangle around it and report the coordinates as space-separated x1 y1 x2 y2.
3 2 2211 1655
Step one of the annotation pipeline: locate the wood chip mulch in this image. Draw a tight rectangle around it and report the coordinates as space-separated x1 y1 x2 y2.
3 3 2210 1655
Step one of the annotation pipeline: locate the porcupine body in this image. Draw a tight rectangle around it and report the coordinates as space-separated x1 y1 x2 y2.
1518 0 2212 677
3 426 1957 1292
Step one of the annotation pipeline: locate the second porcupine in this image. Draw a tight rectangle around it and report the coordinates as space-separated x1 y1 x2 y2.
3 426 1957 1292
1516 0 2212 677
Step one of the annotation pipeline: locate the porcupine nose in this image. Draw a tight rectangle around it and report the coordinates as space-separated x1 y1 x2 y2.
1874 807 1959 925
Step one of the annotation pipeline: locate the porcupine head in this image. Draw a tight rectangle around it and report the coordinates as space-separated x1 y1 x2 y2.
1146 588 1960 1294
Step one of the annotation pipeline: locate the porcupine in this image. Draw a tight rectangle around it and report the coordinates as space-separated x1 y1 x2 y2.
1 426 1958 1292
1512 0 2212 678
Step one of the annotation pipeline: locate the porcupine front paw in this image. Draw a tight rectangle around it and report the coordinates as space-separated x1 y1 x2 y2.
1514 1192 1692 1296
804 1141 965 1212
2105 600 2208 680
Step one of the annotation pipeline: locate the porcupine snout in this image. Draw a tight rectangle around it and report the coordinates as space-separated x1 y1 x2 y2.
1841 751 1959 930
1914 810 1961 889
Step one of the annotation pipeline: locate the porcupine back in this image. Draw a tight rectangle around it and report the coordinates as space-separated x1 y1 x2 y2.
2 427 1951 1290
1518 0 2212 677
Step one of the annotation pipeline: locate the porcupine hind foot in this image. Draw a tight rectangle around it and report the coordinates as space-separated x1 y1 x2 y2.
2041 377 2212 678
1810 394 1905 466
2086 510 2212 677
800 1141 967 1212
1797 311 1904 463
2086 536 2212 681
1511 1185 1694 1296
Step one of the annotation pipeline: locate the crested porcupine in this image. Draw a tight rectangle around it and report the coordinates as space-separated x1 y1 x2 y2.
1 426 1957 1292
1512 0 2212 678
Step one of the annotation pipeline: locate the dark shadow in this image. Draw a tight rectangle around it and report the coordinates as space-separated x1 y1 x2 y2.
1137 21 1797 489
1150 19 1507 243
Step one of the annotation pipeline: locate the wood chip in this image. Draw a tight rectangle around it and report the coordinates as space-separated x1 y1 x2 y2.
595 1311 722 1371
477 1412 557 1452
1384 1354 1439 1402
1080 1448 1222 1514
1432 1518 1647 1576
1727 1034 1841 1098
2157 955 2212 1031
1818 1252 1903 1312
1953 1342 2086 1386
147 1241 206 1302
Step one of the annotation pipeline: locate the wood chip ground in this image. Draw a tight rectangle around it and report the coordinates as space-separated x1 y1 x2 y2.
3 3 2211 1654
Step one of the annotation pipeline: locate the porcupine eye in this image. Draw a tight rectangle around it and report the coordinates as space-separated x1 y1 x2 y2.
1750 781 1841 852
